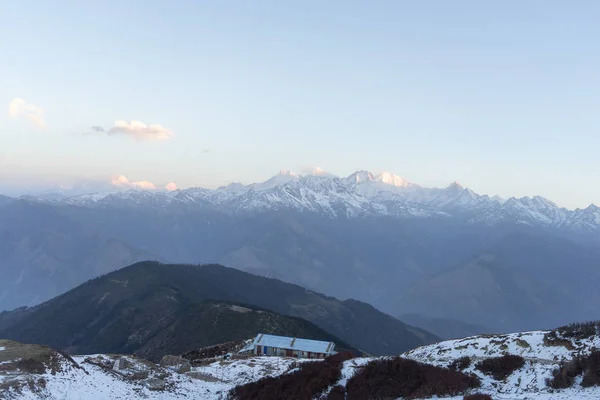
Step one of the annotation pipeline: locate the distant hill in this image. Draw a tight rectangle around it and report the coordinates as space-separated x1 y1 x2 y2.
395 233 600 333
0 200 155 311
0 306 35 332
133 300 356 361
0 262 438 357
399 313 491 340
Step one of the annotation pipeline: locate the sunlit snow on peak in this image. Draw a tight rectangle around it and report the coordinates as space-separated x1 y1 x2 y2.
374 171 412 187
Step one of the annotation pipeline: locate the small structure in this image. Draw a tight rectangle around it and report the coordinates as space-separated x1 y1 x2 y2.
240 333 336 359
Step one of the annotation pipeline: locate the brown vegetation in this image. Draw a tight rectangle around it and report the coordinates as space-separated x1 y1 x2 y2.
475 354 525 380
181 340 246 365
464 394 493 400
345 357 481 400
449 356 472 371
543 321 600 349
548 349 600 389
326 385 346 400
555 321 600 340
15 358 46 374
229 351 355 400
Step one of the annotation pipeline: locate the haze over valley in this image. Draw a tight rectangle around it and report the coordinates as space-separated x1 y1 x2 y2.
2 169 600 338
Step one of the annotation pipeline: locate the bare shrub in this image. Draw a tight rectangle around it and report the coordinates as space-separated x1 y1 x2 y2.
549 350 600 389
449 356 472 371
345 357 480 400
464 394 493 400
230 351 355 400
475 355 525 380
326 385 346 400
15 358 46 374
557 321 600 340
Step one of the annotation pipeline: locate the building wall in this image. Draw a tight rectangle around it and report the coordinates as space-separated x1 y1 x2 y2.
254 345 329 359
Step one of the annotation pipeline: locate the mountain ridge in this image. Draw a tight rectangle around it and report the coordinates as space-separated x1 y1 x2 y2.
11 169 600 234
0 261 439 357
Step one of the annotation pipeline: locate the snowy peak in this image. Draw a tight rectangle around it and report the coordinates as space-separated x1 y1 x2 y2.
374 171 413 188
345 170 375 184
252 170 300 191
309 167 336 178
344 170 413 188
491 195 505 204
277 169 298 177
445 181 465 192
583 203 600 212
561 203 600 232
219 182 246 191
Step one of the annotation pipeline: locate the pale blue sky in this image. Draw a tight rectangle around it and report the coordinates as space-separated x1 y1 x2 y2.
1 1 599 208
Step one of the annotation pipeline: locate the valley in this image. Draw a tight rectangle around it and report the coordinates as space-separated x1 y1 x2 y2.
2 170 600 337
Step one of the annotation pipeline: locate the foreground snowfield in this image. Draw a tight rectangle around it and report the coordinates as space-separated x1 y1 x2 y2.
2 329 600 399
1 352 302 399
402 329 600 399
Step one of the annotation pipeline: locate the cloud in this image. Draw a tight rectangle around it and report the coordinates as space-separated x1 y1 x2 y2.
111 175 157 190
131 180 157 190
8 98 46 128
93 120 173 141
111 176 177 191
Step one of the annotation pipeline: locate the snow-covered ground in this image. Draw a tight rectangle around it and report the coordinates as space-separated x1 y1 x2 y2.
402 330 600 399
404 330 600 364
2 330 600 399
0 352 303 400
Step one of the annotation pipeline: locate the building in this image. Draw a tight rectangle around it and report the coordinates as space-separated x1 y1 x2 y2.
240 333 337 359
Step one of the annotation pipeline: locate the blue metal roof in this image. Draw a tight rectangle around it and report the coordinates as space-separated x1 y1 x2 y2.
252 333 336 354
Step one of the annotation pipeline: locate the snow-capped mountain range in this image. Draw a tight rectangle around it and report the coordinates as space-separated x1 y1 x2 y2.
17 169 600 233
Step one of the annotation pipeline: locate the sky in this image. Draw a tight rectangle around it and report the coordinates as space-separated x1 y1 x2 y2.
1 1 599 208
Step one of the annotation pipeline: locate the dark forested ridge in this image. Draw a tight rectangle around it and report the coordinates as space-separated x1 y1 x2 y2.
134 300 357 361
0 262 438 358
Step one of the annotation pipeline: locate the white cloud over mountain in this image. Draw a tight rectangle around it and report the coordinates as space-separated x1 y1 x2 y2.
111 175 157 190
110 176 177 192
